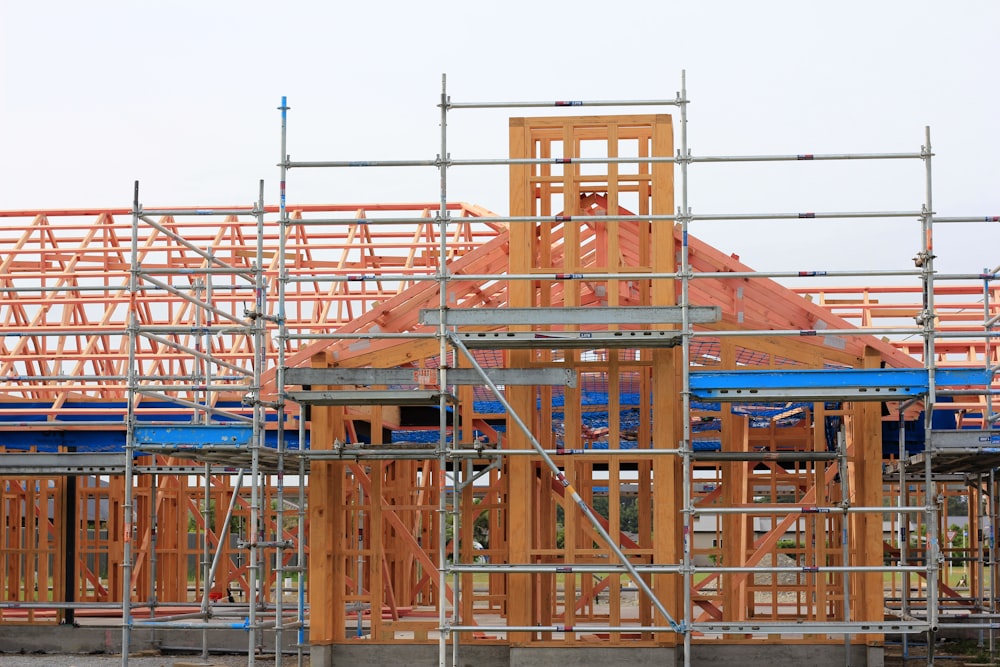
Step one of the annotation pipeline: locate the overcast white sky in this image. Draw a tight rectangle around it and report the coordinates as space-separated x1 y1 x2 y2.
1 1 997 278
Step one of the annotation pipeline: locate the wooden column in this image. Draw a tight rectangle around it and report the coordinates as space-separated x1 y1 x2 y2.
721 413 751 620
852 347 886 644
506 117 535 645
650 113 681 644
307 352 346 644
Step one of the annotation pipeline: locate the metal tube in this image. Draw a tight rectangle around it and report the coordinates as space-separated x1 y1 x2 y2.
140 208 256 216
921 127 940 667
695 505 929 515
284 331 438 340
121 181 141 667
444 151 924 166
276 264 941 283
277 98 293 663
897 396 920 661
691 327 921 338
285 158 439 168
987 471 998 658
448 97 684 109
689 451 838 462
677 69 696 667
689 210 922 221
445 563 920 574
931 216 1000 223
436 72 453 667
200 462 212 660
446 624 682 633
279 209 924 225
985 271 996 429
127 266 260 278
128 383 254 392
297 408 307 667
258 178 286 667
837 430 851 665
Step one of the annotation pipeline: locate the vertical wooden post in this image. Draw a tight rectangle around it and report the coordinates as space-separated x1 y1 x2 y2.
650 113 681 644
853 347 886 645
307 352 346 643
722 412 751 620
507 117 535 645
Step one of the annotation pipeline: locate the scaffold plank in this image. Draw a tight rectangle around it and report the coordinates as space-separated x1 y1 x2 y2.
285 366 576 387
929 429 1000 449
689 367 991 401
419 305 721 326
0 452 127 475
454 330 683 349
133 424 254 448
286 389 456 406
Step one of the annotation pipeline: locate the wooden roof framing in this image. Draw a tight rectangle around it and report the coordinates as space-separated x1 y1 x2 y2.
0 204 500 422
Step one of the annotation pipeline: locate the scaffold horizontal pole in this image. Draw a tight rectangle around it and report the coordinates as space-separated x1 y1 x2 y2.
692 621 928 634
447 151 923 167
933 215 1000 223
691 210 922 221
139 208 257 216
689 451 838 462
284 331 438 340
447 98 685 109
446 624 680 634
447 563 681 574
695 505 930 515
284 159 438 169
691 327 919 338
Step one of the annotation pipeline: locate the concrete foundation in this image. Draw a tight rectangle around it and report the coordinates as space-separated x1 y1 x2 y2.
0 623 276 656
684 643 882 667
0 625 884 667
311 642 882 667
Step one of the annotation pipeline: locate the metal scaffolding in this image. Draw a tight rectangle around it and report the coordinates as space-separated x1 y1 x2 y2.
1 72 999 667
276 72 1000 667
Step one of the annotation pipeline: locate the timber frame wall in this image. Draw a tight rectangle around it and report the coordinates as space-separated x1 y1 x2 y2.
0 74 999 667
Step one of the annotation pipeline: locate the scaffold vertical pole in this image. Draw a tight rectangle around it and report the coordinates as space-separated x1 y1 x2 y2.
297 409 308 667
201 461 212 659
121 181 141 667
677 69 695 667
437 72 453 667
838 430 852 666
921 125 939 666
990 471 998 659
277 98 292 664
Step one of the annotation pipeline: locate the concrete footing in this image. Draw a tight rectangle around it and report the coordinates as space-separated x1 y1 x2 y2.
0 624 271 656
311 642 883 667
0 625 884 667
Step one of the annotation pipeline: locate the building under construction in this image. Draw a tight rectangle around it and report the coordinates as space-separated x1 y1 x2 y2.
1 76 998 667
